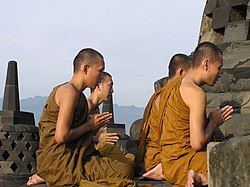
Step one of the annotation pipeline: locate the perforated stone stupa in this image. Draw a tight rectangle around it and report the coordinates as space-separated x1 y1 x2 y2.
0 61 39 187
200 0 250 186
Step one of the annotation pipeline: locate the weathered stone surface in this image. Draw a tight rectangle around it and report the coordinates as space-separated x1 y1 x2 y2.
0 173 31 187
224 20 250 42
2 61 20 111
130 118 142 140
212 114 250 141
0 111 35 126
212 6 230 29
221 41 250 68
202 67 250 92
199 14 224 44
206 91 250 114
228 0 248 7
204 0 218 15
154 77 168 91
247 0 250 19
117 139 139 155
102 94 114 124
208 135 250 186
0 124 38 133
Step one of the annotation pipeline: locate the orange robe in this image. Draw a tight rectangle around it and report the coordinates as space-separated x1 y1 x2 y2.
135 86 162 171
36 85 135 187
159 76 207 186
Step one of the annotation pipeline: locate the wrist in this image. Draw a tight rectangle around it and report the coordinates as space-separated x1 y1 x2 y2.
93 135 99 143
86 123 92 132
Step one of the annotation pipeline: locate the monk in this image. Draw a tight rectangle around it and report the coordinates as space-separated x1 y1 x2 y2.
27 48 136 187
135 53 192 180
88 71 135 164
158 42 233 186
88 71 119 145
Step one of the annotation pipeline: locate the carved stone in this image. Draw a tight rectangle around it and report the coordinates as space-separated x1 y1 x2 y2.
0 61 39 187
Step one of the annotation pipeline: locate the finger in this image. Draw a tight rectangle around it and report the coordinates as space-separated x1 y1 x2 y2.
107 137 119 141
222 107 233 117
107 142 115 144
100 119 111 125
103 127 107 133
106 133 118 136
99 113 112 120
220 105 232 112
224 115 232 121
223 108 233 118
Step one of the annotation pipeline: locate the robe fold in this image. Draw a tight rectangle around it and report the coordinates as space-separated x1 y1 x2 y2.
158 76 207 186
135 88 161 171
36 85 135 186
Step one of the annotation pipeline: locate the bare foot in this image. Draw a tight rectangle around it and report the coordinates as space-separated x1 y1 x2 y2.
141 163 165 180
27 174 45 186
185 170 208 187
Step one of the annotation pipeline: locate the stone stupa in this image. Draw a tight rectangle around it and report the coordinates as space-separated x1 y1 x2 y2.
0 61 39 187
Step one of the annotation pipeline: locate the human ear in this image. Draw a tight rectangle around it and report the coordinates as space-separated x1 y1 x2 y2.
179 69 184 76
82 64 89 75
204 59 210 71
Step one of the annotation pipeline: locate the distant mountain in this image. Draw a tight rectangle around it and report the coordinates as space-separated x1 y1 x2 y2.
0 96 144 135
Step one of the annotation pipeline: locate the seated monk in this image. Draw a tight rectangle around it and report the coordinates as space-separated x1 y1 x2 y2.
27 48 136 187
159 42 233 186
88 71 135 164
135 53 192 180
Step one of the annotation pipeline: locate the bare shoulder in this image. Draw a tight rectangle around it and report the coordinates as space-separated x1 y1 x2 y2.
180 79 205 107
55 83 79 106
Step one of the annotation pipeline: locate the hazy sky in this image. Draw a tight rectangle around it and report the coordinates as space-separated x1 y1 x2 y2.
0 1 206 107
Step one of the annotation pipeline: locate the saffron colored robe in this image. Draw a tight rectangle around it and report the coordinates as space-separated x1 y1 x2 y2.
36 85 135 187
135 87 162 171
159 76 207 186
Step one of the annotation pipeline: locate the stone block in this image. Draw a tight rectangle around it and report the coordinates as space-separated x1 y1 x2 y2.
208 135 250 186
199 13 225 44
117 139 139 155
224 20 250 42
14 161 31 173
217 41 250 68
27 141 39 151
154 77 168 91
212 6 246 30
212 6 230 29
228 0 248 6
106 123 125 133
14 141 29 151
0 124 15 132
130 118 142 140
202 67 250 93
204 0 218 15
0 161 15 174
0 140 14 151
247 1 250 19
0 111 35 126
206 91 250 114
213 114 250 141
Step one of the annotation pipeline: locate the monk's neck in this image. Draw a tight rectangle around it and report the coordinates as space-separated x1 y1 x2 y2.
88 93 102 113
186 69 203 86
69 75 87 93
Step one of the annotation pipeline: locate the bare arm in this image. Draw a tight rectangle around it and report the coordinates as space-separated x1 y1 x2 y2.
54 85 112 144
181 85 233 151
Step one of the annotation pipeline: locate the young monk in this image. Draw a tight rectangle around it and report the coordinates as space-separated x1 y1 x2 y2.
88 71 136 166
135 53 192 180
88 71 119 145
158 42 233 186
27 48 135 186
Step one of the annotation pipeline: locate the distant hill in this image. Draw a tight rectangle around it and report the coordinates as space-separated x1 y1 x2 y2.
0 96 144 135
